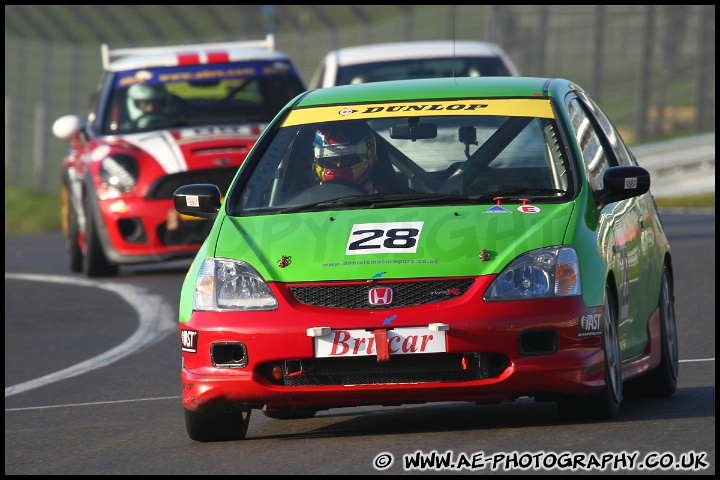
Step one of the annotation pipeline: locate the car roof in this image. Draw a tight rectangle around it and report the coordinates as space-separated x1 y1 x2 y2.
102 35 294 72
328 40 515 65
295 76 571 107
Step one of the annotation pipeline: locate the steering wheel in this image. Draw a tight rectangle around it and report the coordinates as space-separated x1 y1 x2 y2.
135 114 166 129
284 181 366 207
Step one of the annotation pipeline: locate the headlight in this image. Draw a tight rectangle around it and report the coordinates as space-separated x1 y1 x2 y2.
484 246 580 301
194 258 278 311
100 154 138 193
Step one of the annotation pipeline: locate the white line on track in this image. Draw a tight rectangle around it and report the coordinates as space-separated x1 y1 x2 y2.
4 272 176 398
4 273 715 411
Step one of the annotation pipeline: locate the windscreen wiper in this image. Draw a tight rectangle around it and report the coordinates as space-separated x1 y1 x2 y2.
472 187 567 202
279 193 472 213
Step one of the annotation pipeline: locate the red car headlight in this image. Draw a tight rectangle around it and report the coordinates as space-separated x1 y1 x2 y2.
100 154 139 193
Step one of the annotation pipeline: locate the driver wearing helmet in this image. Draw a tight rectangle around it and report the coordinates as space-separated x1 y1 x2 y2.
126 84 169 128
313 120 379 194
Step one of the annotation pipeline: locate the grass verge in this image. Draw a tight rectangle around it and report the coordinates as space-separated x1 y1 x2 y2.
5 187 63 235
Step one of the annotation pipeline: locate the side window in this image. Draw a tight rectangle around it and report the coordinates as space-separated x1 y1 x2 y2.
567 97 610 191
578 92 636 167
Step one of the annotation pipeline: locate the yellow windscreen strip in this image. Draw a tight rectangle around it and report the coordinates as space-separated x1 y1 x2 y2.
282 99 554 127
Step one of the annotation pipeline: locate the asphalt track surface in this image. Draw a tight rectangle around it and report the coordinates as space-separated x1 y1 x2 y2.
4 210 715 475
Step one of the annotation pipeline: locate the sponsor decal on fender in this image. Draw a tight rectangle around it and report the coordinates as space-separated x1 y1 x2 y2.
181 329 199 353
577 313 603 337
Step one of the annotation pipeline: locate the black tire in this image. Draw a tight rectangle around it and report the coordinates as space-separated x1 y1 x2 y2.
82 196 119 277
558 284 622 421
624 265 678 398
62 184 83 273
262 407 318 420
184 406 251 442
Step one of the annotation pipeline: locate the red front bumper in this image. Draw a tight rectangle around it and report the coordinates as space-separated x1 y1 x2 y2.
180 294 606 413
97 197 210 264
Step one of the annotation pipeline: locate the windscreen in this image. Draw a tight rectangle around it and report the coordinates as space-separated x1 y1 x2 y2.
230 99 573 215
336 57 513 85
101 61 305 134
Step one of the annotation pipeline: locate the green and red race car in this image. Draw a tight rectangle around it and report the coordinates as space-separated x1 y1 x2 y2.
173 76 677 441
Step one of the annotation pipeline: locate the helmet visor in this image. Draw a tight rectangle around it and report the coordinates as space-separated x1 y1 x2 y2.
315 137 367 169
315 153 366 168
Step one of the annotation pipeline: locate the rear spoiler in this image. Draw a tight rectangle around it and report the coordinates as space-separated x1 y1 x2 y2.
101 33 275 70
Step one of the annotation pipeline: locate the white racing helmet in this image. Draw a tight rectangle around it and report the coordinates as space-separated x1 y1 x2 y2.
313 120 377 185
126 84 169 122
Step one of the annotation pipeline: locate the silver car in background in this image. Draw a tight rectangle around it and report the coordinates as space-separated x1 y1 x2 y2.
308 40 520 89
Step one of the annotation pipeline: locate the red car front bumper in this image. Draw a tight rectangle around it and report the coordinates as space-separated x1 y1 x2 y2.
180 293 607 413
96 196 210 264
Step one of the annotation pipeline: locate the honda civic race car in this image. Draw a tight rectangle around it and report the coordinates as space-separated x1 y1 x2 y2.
52 35 306 276
173 76 677 441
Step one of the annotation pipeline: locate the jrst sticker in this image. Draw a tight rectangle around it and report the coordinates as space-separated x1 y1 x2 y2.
180 329 198 353
346 222 424 255
577 313 603 337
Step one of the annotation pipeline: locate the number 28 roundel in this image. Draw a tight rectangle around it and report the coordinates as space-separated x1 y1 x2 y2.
346 222 424 255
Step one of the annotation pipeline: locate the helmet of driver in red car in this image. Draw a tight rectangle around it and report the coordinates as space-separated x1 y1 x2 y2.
313 120 377 187
126 84 169 122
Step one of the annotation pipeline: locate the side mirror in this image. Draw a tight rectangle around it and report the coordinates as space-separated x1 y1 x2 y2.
173 184 222 220
52 114 84 140
595 166 650 209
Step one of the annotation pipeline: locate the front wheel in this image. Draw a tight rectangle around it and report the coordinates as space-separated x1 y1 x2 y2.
82 195 119 277
184 406 251 442
558 284 622 421
62 184 83 273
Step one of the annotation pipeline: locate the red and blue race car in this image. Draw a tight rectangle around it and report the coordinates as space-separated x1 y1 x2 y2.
52 35 306 276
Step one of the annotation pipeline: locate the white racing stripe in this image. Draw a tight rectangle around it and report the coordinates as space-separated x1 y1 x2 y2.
123 130 187 173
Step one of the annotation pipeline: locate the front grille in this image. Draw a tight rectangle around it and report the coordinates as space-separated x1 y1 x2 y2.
289 279 474 309
257 353 508 386
146 167 238 199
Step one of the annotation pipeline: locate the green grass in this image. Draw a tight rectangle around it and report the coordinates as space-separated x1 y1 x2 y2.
5 186 62 235
5 185 714 236
653 192 715 210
